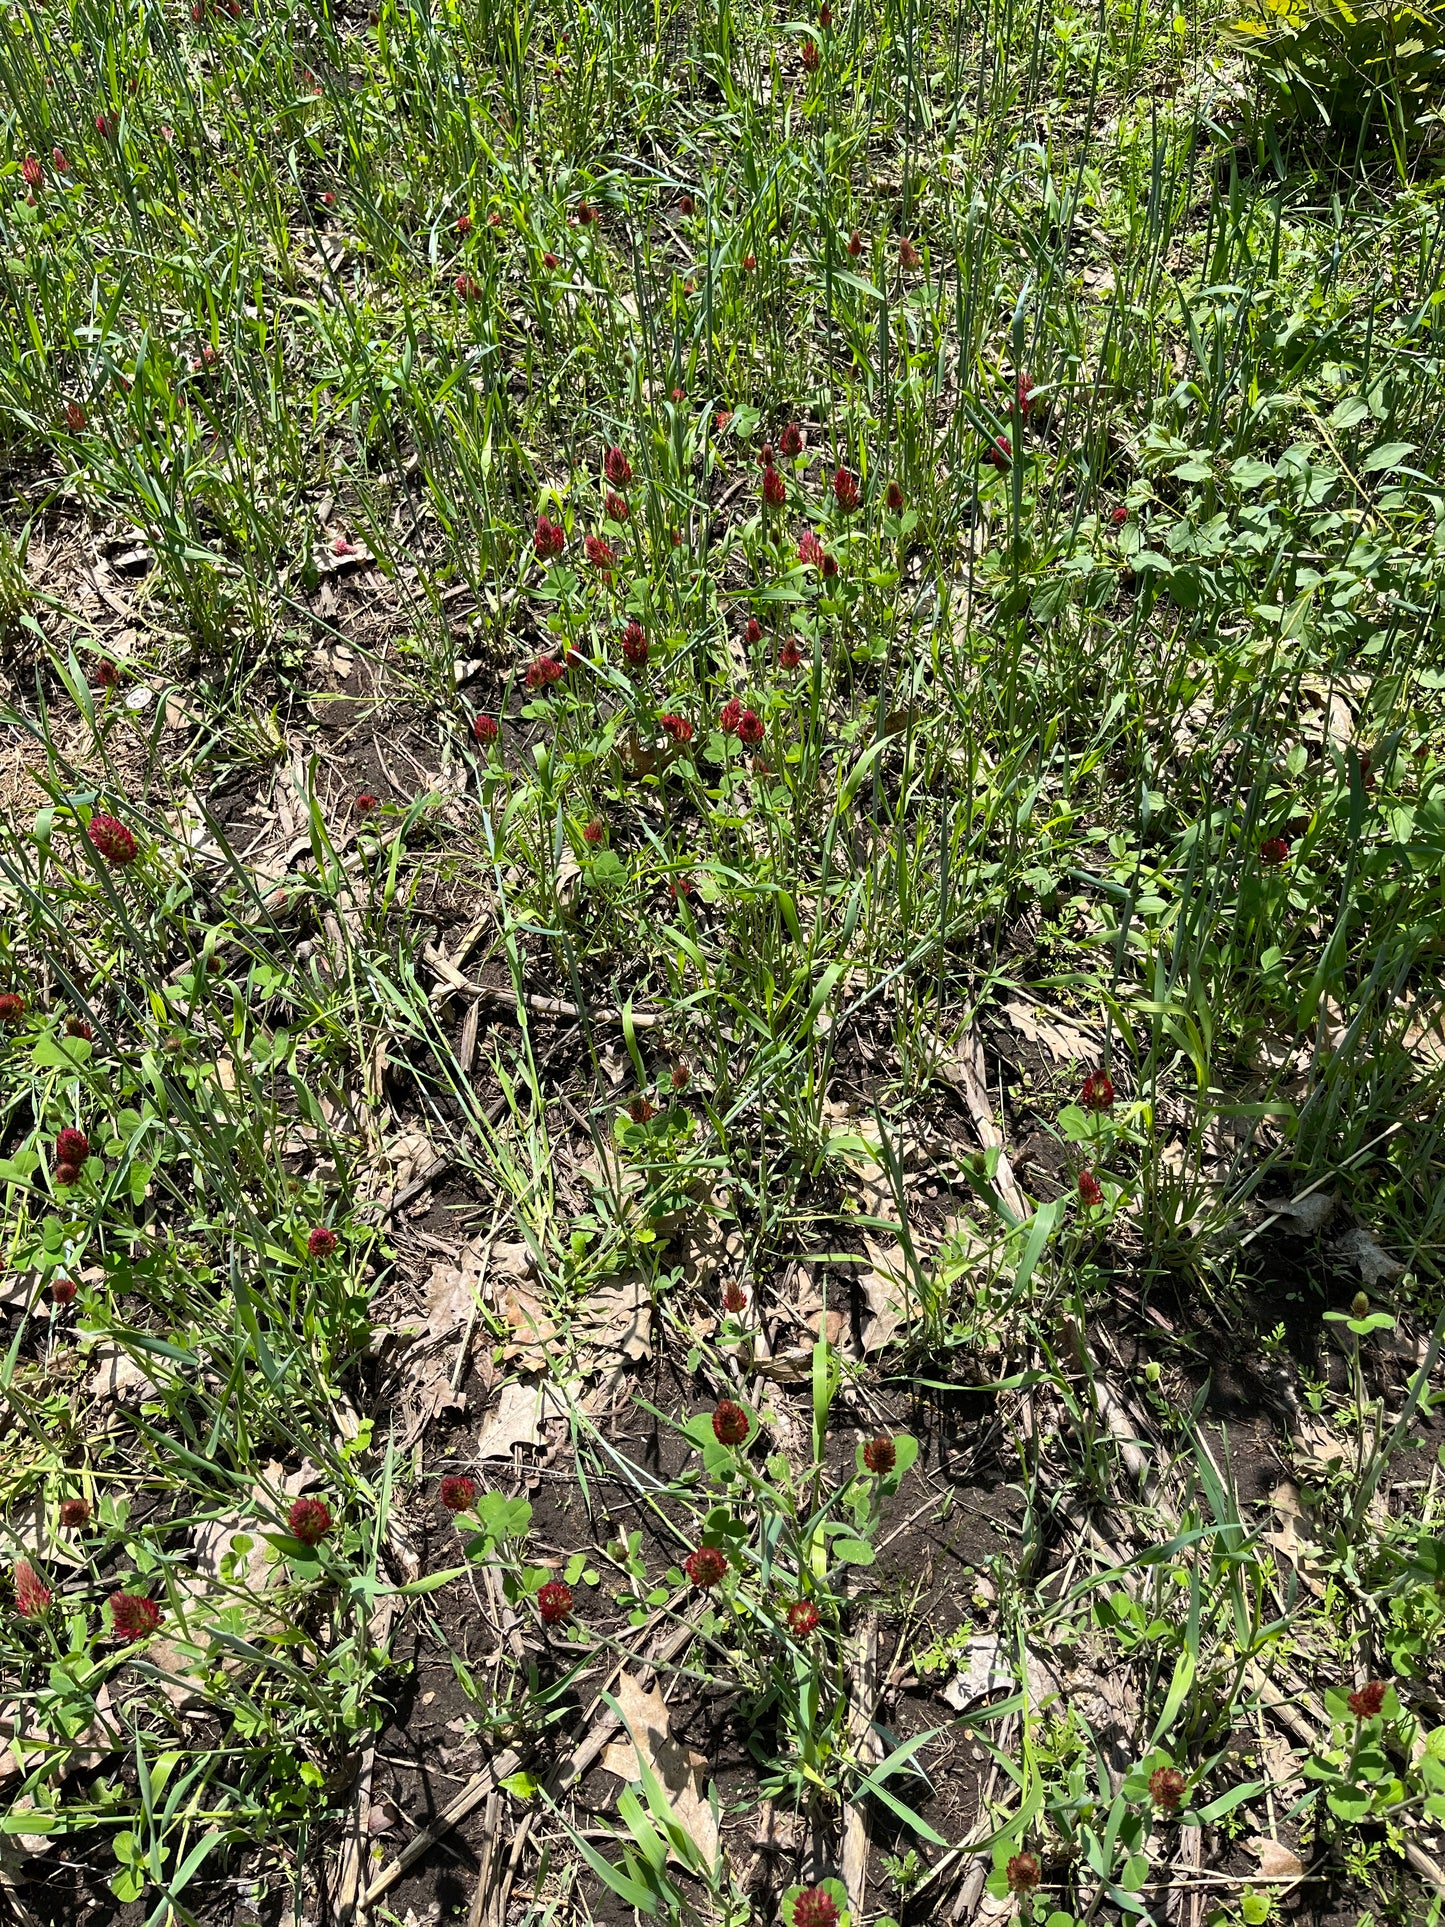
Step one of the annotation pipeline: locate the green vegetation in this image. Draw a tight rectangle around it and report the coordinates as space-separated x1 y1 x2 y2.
2 0 1444 1923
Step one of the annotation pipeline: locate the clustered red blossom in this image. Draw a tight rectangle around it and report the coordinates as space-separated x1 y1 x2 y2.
1260 835 1290 866
59 1498 91 1529
684 1545 728 1589
0 992 26 1024
801 37 820 69
1005 1853 1040 1894
988 433 1011 470
712 1400 749 1445
1078 1169 1103 1207
780 422 803 458
798 531 825 568
584 533 614 569
786 1599 820 1637
439 1475 477 1512
51 1275 78 1306
722 1282 746 1313
659 713 692 744
763 465 786 507
779 638 804 672
604 489 629 521
110 1592 162 1641
21 155 42 190
832 466 858 512
670 1062 690 1090
1017 373 1034 417
1149 1765 1187 1809
66 1015 92 1040
885 480 904 512
1348 1680 1388 1720
862 1435 896 1475
792 1889 839 1927
454 272 482 300
55 1127 90 1168
534 513 565 559
473 714 500 745
288 1496 332 1546
583 818 605 844
526 654 565 691
537 1579 573 1624
13 1560 51 1619
899 237 920 269
308 1225 338 1259
745 617 763 644
87 813 138 866
604 446 631 486
66 400 87 433
355 792 378 814
847 229 863 256
1080 1068 1115 1113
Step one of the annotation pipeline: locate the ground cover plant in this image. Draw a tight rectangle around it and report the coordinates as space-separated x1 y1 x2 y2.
3 0 1445 1924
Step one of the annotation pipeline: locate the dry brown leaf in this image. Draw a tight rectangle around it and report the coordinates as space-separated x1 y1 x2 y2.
1293 1417 1351 1473
1262 1192 1337 1236
1247 1837 1306 1880
601 1672 719 1866
475 1377 579 1457
86 1343 158 1404
1001 998 1097 1064
1329 1226 1405 1286
576 1271 652 1364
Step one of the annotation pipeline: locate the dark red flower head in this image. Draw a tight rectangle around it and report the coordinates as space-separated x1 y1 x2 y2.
472 713 500 745
659 713 693 744
60 1497 91 1529
308 1225 338 1259
722 1281 746 1313
51 1273 78 1303
745 617 763 645
55 1128 90 1168
786 1598 820 1636
712 1399 749 1445
621 619 649 666
885 480 904 512
94 659 120 688
847 229 862 256
671 1061 690 1089
1111 504 1128 526
65 1015 92 1040
1260 836 1290 866
439 1474 477 1512
457 213 473 234
720 697 742 736
454 272 482 300
543 250 559 268
668 875 692 898
533 514 565 559
818 3 832 23
288 1496 331 1545
66 400 87 434
801 37 820 69
14 1561 52 1619
0 992 24 1024
1348 1680 1388 1720
792 1889 839 1927
678 193 695 215
583 818 605 844
54 1165 78 1189
1016 373 1034 417
1149 1765 1187 1809
779 637 804 672
798 530 825 568
987 434 1011 470
780 422 803 458
537 1578 573 1624
627 1095 656 1125
863 1435 896 1475
355 792 378 814
1080 1069 1115 1113
87 813 138 866
320 191 336 208
1005 1853 1040 1894
899 237 920 269
110 1592 162 1641
53 147 68 171
487 209 501 227
604 489 629 522
584 533 614 569
832 466 859 512
526 654 565 690
685 1544 728 1589
737 709 763 747
95 113 112 137
743 252 756 269
758 443 774 469
21 156 42 189
1078 1169 1103 1207
821 552 838 579
715 409 733 433
763 465 786 507
576 200 596 225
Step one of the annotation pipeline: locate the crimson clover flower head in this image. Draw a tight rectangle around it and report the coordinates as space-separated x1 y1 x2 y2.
847 229 862 256
473 714 500 745
779 637 803 672
899 237 920 268
51 1273 78 1303
1149 1765 1186 1809
439 1474 477 1512
288 1496 331 1546
801 37 820 69
13 1560 51 1619
584 533 614 569
457 213 472 234
55 1127 90 1167
763 465 786 507
759 442 775 468
1348 1680 1388 1720
786 1598 820 1637
526 654 565 690
722 1281 746 1313
745 617 763 644
678 193 695 215
712 1399 748 1445
66 1015 92 1040
1111 504 1128 525
0 993 25 1024
66 400 87 433
715 409 733 433
1080 1069 1115 1113
792 1888 838 1927
832 466 859 512
537 1579 573 1624
1017 373 1034 416
622 619 648 666
738 709 763 747
355 792 378 814
534 514 565 559
684 1544 728 1589
743 252 755 269
110 1592 162 1641
604 490 629 522
308 1225 338 1259
671 1061 690 1090
1077 1169 1103 1207
885 480 904 512
720 697 742 736
863 1435 896 1474
780 422 803 457
659 713 693 744
1005 1853 1040 1894
576 200 596 224
1260 835 1290 866
454 272 482 299
583 818 605 844
59 1497 91 1529
21 155 42 189
95 659 120 688
988 433 1011 470
87 813 138 866
543 250 559 268
53 147 68 170
821 552 838 578
604 446 632 486
798 530 825 567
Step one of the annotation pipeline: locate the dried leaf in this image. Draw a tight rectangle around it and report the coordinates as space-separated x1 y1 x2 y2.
86 1343 158 1404
1001 998 1097 1064
576 1271 652 1364
1262 1192 1337 1236
1247 1837 1305 1880
1329 1226 1405 1286
475 1377 578 1457
601 1672 719 1866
